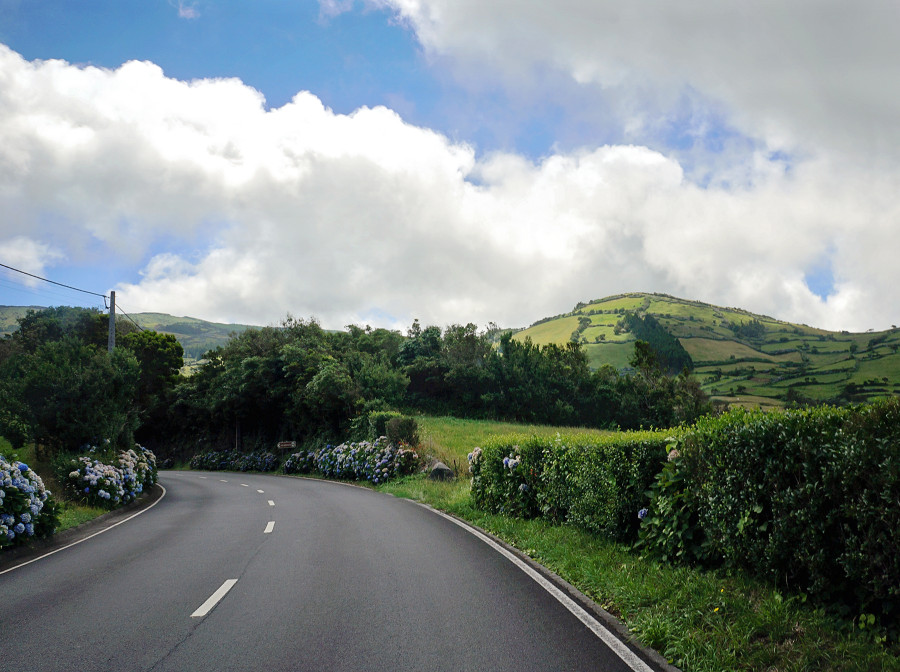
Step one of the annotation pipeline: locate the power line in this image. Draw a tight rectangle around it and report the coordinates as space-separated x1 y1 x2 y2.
1 262 151 333
0 262 109 299
115 302 146 332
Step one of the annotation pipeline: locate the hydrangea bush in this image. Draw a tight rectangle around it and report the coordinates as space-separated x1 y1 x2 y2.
62 445 158 510
0 455 59 548
188 450 280 472
284 437 420 484
282 449 316 475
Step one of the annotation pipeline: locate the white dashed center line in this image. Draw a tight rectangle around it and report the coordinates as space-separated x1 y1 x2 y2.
257 489 265 494
191 579 238 618
268 500 275 507
264 521 275 534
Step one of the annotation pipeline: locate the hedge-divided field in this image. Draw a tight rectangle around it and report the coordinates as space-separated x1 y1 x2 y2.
469 397 900 633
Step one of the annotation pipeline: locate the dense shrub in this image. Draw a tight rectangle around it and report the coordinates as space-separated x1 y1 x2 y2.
386 416 419 446
188 450 280 472
282 448 316 475
61 445 158 510
310 437 421 484
638 398 900 626
349 410 419 445
469 432 670 541
0 454 59 547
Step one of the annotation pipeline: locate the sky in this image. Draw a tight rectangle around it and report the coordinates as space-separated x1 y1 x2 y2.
1 0 899 333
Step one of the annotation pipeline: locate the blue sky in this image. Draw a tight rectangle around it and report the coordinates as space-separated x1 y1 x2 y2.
0 1 898 331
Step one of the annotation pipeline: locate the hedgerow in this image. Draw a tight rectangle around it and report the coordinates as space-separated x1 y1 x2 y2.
283 437 421 485
638 398 900 629
188 450 280 472
469 432 670 541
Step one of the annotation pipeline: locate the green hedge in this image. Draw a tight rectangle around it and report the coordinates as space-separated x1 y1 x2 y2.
638 398 900 625
349 410 417 442
469 431 670 541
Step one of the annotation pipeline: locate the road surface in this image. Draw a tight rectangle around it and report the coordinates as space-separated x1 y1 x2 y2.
0 471 665 671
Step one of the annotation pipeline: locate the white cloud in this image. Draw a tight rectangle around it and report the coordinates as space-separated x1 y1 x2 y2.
174 1 200 20
365 0 900 171
1 43 899 332
0 237 63 286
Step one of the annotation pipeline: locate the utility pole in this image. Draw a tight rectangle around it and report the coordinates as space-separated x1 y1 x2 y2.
108 290 116 353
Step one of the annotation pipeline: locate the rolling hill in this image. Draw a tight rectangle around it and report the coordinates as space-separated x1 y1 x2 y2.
0 306 258 361
514 292 900 409
6 294 900 408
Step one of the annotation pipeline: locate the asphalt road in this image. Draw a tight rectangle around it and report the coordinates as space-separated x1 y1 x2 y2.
0 471 664 671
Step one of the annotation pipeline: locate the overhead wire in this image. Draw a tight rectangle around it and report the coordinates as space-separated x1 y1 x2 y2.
1 262 146 331
114 302 146 332
0 262 109 299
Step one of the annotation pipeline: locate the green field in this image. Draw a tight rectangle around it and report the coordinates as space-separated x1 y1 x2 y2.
514 292 900 409
415 415 610 471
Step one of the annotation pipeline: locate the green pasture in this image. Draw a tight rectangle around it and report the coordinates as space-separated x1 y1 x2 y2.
414 415 611 469
575 294 647 314
681 337 798 364
514 315 581 346
584 342 634 369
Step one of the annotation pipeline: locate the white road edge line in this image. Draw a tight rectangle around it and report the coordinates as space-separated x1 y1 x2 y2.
426 506 655 672
268 500 275 507
263 521 275 534
191 579 238 618
0 484 168 577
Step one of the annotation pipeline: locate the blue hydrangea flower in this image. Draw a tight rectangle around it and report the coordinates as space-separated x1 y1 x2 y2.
638 508 649 520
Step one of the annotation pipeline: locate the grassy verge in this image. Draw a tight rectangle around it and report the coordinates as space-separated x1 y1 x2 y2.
415 415 611 472
379 417 900 672
57 501 107 531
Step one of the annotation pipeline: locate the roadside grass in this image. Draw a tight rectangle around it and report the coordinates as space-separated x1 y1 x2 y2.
57 501 107 531
414 415 611 470
379 473 900 672
381 415 900 671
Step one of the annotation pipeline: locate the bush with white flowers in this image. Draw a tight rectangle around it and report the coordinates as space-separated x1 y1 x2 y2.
62 445 157 510
0 454 59 548
285 437 421 484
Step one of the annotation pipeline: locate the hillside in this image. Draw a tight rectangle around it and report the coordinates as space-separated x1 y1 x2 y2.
515 292 900 409
0 306 258 361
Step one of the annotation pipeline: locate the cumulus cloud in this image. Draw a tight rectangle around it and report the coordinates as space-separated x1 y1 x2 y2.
174 1 200 20
1 43 898 332
367 0 900 167
0 237 63 286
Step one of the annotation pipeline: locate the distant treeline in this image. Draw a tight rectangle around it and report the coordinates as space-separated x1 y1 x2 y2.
0 307 711 459
161 317 710 455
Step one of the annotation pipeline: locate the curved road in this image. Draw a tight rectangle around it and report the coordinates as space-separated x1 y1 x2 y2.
1 472 664 671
